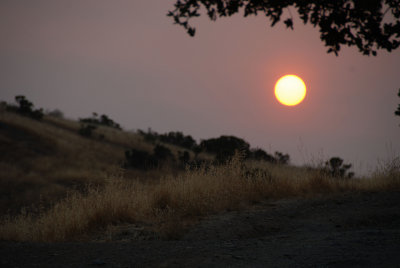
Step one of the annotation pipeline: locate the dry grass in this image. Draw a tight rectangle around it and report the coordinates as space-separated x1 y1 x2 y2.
1 110 399 242
0 112 143 214
1 153 399 242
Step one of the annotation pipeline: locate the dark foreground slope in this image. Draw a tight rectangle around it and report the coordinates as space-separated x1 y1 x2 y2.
1 191 399 268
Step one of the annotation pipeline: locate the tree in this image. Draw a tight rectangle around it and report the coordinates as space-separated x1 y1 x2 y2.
249 148 276 163
200 135 250 163
274 151 290 165
396 88 400 117
79 113 121 130
324 157 354 178
14 95 43 120
168 0 400 56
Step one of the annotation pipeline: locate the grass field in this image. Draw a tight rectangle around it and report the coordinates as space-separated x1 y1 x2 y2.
0 110 399 242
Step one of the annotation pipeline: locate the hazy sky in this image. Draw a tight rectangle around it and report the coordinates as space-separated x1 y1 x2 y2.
1 0 399 175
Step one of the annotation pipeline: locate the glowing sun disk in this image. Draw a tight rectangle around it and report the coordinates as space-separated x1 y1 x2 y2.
274 75 306 106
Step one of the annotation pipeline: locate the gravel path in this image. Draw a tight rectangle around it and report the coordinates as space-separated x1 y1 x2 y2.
1 191 399 267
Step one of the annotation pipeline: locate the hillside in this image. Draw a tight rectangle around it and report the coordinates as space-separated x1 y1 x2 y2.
0 109 152 215
0 106 399 243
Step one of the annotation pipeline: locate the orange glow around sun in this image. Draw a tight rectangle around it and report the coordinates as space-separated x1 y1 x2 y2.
274 75 306 106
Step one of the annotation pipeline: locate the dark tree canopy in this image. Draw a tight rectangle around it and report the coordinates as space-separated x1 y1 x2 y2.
396 89 400 117
168 0 400 56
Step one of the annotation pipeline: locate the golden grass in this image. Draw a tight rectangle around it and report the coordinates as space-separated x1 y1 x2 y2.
0 111 141 214
1 154 399 242
1 110 399 242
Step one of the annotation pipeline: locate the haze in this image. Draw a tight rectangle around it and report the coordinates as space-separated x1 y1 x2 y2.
1 0 399 175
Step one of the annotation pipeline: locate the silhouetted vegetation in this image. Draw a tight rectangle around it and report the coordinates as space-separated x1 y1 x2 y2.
137 129 289 166
79 112 121 130
395 89 400 117
124 149 157 170
200 135 250 163
137 128 157 143
274 151 290 165
178 150 191 166
5 107 400 243
124 145 174 170
192 145 202 159
249 148 275 163
6 95 44 120
138 129 196 150
154 144 174 161
324 157 354 179
169 0 400 56
199 136 290 165
159 131 197 150
79 124 97 138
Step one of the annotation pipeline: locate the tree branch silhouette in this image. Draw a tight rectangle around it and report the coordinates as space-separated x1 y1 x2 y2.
168 0 400 56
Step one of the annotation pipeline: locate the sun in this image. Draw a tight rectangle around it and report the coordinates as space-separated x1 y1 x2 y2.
274 75 306 106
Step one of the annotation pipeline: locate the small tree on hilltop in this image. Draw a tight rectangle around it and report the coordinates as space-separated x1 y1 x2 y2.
395 89 400 118
14 95 43 120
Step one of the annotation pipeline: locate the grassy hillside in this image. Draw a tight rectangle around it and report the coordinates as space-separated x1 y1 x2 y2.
0 109 158 215
0 108 399 242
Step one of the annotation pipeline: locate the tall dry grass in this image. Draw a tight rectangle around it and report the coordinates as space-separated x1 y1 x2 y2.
1 153 399 242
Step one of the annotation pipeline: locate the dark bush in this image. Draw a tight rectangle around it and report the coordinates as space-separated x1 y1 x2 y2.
124 145 175 170
249 148 276 163
158 131 196 150
395 88 400 117
78 124 97 138
153 144 174 161
192 145 202 159
79 113 121 130
274 151 290 165
138 129 198 151
124 149 157 170
137 128 158 143
13 95 43 120
178 150 191 166
324 157 354 178
200 135 250 163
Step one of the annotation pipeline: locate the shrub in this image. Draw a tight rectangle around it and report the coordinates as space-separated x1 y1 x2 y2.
395 88 400 117
13 95 43 120
274 151 290 165
200 135 250 163
124 149 157 170
192 145 202 159
79 124 97 138
137 129 198 151
324 157 354 178
124 145 174 170
153 145 174 161
137 128 158 143
178 150 191 166
158 131 196 150
79 113 121 130
249 148 276 163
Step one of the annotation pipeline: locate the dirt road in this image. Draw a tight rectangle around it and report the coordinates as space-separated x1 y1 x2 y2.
1 191 399 267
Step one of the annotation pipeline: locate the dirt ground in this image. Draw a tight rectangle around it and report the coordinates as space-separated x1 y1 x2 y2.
1 191 400 267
